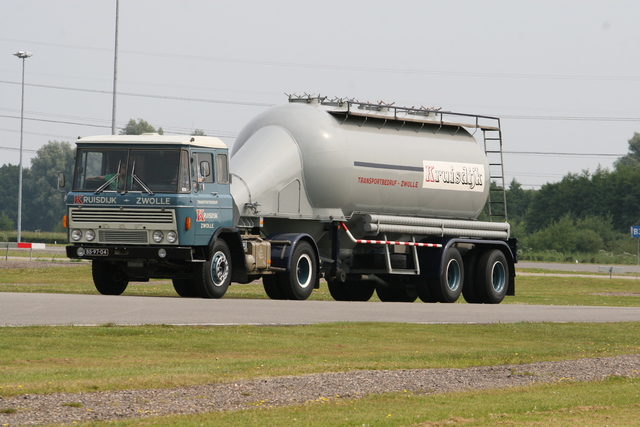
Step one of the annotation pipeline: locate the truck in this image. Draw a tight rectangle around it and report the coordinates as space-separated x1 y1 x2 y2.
62 94 517 303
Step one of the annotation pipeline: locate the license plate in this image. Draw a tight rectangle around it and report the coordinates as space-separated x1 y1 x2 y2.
84 248 109 256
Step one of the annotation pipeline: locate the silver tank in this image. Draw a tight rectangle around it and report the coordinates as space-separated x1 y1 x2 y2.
230 98 490 224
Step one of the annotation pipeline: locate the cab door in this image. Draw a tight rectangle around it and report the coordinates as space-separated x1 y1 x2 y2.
191 151 233 243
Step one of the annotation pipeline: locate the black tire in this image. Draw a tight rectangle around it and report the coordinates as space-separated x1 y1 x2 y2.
92 260 129 295
172 278 198 297
430 247 463 303
461 251 483 303
328 280 376 302
416 278 438 303
475 250 509 304
262 274 287 300
278 241 316 300
193 240 232 299
375 283 418 302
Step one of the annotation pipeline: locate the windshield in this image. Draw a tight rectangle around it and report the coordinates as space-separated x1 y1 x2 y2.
73 148 190 193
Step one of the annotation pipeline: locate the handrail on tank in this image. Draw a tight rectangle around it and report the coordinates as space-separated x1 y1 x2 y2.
286 94 501 133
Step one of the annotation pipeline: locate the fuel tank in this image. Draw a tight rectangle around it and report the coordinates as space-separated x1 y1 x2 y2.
230 97 491 223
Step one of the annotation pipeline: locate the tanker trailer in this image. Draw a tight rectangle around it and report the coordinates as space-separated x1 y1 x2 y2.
62 94 516 303
230 94 517 303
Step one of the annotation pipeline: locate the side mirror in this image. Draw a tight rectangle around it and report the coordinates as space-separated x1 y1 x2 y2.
57 172 66 192
200 161 211 178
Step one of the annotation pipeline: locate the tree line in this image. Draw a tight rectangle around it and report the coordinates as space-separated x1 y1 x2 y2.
502 132 640 258
0 122 639 259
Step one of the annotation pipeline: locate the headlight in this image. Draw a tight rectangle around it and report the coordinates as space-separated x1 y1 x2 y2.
152 230 164 243
85 229 96 241
71 229 82 241
166 231 177 243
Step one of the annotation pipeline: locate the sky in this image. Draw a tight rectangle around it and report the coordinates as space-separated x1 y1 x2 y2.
1 0 639 189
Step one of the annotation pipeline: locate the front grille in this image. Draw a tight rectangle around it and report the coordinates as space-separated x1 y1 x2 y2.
98 229 148 244
71 208 174 224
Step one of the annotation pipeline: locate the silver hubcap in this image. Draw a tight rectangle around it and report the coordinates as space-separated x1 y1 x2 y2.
211 252 229 286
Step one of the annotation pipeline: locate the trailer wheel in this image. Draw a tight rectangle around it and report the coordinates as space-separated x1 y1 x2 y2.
375 283 418 302
262 275 287 300
92 260 129 295
172 279 198 297
461 251 483 304
279 241 316 300
475 250 509 304
328 280 375 301
429 247 463 303
416 279 438 303
194 240 231 299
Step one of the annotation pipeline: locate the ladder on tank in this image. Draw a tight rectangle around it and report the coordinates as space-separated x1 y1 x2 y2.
483 124 508 222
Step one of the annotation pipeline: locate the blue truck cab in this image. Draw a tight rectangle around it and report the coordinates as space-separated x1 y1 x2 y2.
64 134 242 297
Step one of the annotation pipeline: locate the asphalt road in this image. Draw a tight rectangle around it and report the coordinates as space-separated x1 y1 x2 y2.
1 257 639 326
2 292 640 326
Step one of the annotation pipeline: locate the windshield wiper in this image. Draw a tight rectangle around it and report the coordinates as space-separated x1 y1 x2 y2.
131 161 154 195
94 161 123 194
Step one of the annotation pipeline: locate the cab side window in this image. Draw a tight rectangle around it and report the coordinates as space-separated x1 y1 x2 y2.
216 153 229 185
192 152 214 192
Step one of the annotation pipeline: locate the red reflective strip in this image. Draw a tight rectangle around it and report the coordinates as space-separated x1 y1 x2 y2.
17 243 32 249
341 222 442 248
353 238 440 248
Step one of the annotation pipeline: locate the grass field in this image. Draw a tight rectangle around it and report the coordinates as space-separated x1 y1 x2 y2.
1 322 638 397
1 262 639 425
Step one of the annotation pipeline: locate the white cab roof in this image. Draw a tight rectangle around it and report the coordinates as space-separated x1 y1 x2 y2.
76 134 227 149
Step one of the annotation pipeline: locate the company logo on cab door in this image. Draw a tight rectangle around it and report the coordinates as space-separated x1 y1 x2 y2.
196 209 219 222
423 161 485 192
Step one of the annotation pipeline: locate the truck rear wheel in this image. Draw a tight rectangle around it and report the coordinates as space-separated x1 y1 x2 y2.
474 250 509 304
92 260 129 295
429 247 463 303
279 241 316 300
193 240 232 299
172 279 198 297
328 280 375 301
263 275 287 300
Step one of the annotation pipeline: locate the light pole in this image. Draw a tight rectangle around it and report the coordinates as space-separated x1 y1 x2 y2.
13 51 32 243
112 0 119 134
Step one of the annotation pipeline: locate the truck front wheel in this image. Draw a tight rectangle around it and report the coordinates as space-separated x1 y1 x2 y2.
92 260 129 295
193 240 232 299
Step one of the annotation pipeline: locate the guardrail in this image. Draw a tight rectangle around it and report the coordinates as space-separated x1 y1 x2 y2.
1 242 46 261
598 265 625 278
